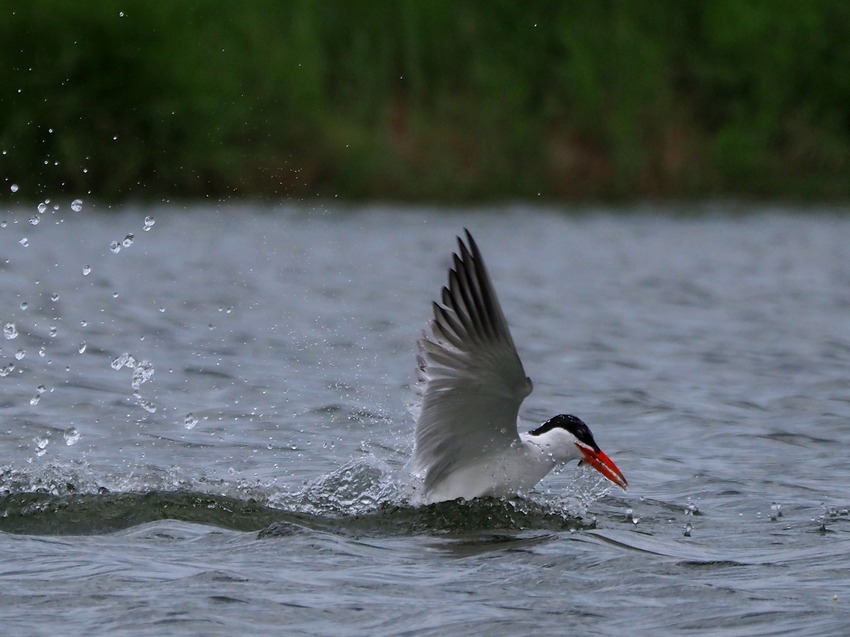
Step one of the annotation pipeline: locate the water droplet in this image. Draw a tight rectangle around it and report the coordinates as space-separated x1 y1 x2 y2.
683 523 693 537
122 233 134 247
110 352 136 370
30 395 41 406
80 320 87 327
34 436 49 454
0 363 15 377
20 301 28 310
36 384 47 395
109 240 121 253
136 395 157 413
184 413 199 429
4 323 17 339
49 325 57 338
50 292 59 302
19 237 29 247
110 353 127 369
70 198 83 212
143 216 155 231
112 292 119 299
82 265 92 275
15 349 25 360
37 202 48 214
10 184 18 193
131 360 154 390
63 427 81 446
29 215 40 225
38 347 46 357
770 503 782 521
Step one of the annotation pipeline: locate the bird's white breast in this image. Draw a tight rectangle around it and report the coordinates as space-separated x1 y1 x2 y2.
417 436 558 504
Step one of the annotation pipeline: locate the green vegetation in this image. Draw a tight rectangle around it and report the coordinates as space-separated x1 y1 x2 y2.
2 1 849 202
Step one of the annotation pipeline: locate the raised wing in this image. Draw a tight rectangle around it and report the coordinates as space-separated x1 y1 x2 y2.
412 230 533 493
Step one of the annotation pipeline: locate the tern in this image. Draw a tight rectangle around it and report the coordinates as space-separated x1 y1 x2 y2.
410 230 628 504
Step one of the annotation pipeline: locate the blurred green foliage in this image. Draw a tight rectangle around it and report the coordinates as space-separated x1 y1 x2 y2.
1 0 849 202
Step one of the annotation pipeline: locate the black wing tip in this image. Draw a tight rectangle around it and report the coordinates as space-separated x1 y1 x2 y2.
453 230 483 286
455 228 477 257
448 228 485 269
462 228 484 260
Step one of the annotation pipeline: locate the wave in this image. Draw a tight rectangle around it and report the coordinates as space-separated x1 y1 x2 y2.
0 458 614 537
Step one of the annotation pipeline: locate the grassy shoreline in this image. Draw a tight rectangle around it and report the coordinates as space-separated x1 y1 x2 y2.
2 2 849 203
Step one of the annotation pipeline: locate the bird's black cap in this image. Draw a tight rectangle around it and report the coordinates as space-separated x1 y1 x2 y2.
530 414 601 453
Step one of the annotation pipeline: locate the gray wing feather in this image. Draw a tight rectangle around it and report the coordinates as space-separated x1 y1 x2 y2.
412 230 533 493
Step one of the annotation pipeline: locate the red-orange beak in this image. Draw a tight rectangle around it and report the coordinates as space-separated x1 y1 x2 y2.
578 445 628 490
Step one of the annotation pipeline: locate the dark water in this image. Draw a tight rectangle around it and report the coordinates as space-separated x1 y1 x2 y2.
1 203 849 636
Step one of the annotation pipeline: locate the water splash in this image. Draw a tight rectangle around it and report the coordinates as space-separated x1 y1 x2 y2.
33 436 49 457
284 458 401 517
63 427 81 446
267 453 606 533
3 323 17 339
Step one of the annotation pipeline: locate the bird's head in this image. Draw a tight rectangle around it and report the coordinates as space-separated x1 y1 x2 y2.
530 414 628 490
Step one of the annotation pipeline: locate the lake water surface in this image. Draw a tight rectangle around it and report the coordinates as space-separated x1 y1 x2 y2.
1 203 849 636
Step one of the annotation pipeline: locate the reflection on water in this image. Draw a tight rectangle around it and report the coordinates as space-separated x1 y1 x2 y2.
1 204 850 635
